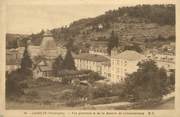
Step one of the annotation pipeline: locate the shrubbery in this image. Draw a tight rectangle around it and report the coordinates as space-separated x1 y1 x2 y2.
88 96 120 105
26 91 39 98
123 60 172 102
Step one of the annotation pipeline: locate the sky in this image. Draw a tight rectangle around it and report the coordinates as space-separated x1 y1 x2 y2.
6 0 175 34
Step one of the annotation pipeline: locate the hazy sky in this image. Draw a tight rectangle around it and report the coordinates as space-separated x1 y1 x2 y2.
6 1 175 34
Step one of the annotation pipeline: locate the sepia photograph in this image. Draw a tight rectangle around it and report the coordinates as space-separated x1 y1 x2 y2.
5 3 175 110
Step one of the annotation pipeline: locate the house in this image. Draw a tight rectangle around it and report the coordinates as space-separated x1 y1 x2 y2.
74 53 110 74
98 24 103 29
111 50 145 83
33 59 53 79
33 65 53 79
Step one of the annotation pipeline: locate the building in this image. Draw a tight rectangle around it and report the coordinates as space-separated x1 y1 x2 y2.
40 31 59 59
89 39 110 57
145 52 175 75
27 30 67 60
111 50 145 83
33 58 54 79
74 53 110 74
6 51 20 73
89 46 108 56
28 45 41 57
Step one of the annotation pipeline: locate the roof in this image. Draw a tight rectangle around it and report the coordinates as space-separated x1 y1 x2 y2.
74 53 109 62
39 66 52 71
113 50 145 61
40 36 57 50
58 70 90 76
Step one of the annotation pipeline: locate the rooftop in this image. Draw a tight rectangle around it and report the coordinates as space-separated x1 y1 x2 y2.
40 36 57 50
39 66 52 71
74 53 109 62
112 50 145 61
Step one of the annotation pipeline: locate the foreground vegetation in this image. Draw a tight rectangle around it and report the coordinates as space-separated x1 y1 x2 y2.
6 59 175 109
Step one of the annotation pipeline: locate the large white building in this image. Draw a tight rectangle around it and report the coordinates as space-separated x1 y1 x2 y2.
101 61 111 79
74 50 146 83
74 53 110 74
111 50 146 83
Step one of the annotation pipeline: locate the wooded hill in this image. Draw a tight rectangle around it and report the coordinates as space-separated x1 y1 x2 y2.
6 4 175 50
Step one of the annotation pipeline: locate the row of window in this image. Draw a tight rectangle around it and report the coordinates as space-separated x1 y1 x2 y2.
111 59 127 66
75 60 97 65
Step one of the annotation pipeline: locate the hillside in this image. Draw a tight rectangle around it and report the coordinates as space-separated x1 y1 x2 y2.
6 4 175 51
51 4 175 49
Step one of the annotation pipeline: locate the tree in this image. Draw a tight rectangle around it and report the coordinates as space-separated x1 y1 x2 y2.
88 72 105 84
62 50 76 70
168 70 175 91
65 38 74 50
169 71 175 86
52 55 64 76
124 44 143 53
124 60 169 102
107 31 119 55
20 43 33 77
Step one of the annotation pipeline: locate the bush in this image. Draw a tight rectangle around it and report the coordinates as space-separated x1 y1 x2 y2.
26 91 39 98
123 60 170 102
65 98 82 107
6 77 24 99
91 84 115 99
88 96 120 105
42 100 52 105
87 72 105 84
36 77 52 82
19 82 28 88
60 89 74 100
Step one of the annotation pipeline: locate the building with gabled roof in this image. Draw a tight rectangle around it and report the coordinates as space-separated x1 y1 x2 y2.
32 57 54 79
